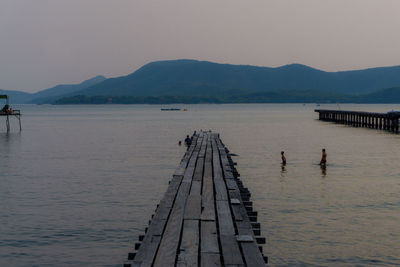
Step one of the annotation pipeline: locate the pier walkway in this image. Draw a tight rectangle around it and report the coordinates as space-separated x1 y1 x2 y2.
125 131 267 267
315 109 400 133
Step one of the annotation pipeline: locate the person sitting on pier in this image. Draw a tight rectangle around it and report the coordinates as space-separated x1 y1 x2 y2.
281 151 286 165
320 148 327 166
184 135 192 147
1 104 9 114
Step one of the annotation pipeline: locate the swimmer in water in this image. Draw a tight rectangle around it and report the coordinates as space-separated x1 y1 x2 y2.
320 148 327 166
281 151 286 165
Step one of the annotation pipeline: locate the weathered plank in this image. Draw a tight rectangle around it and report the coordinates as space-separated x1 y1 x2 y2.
201 140 215 221
183 137 203 183
153 136 204 266
190 180 202 195
184 194 201 220
174 135 198 178
132 208 169 265
212 140 228 201
225 178 239 191
236 221 265 267
177 220 199 267
193 157 204 181
160 175 183 208
132 177 184 266
198 133 208 158
132 235 161 267
153 182 192 266
200 221 219 254
219 234 244 266
216 200 244 265
216 200 235 235
201 252 221 267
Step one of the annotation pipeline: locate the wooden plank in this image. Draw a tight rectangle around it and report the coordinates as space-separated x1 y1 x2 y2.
172 136 198 177
225 179 239 191
190 180 202 195
198 133 208 158
132 235 161 267
217 142 236 180
216 200 244 265
212 139 228 201
160 175 183 208
231 204 244 222
236 221 265 267
183 138 202 183
200 221 219 253
177 220 199 267
193 157 204 181
201 252 221 267
153 135 202 266
219 234 244 266
174 135 198 178
153 181 191 266
132 176 184 266
184 194 201 220
133 214 168 266
173 161 188 178
201 141 215 221
240 242 266 267
216 201 235 235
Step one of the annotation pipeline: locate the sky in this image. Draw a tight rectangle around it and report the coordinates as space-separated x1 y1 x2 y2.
1 0 400 93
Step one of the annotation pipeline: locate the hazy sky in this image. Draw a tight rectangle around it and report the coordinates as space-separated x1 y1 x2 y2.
1 0 400 92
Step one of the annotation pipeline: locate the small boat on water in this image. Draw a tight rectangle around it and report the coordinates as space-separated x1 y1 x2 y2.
161 108 181 111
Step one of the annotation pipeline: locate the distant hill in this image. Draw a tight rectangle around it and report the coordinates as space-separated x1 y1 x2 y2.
359 87 400 103
0 75 106 104
0 89 32 104
75 60 400 98
6 60 400 104
29 75 106 104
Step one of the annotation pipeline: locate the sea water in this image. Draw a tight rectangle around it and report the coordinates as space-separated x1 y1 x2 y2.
0 104 399 266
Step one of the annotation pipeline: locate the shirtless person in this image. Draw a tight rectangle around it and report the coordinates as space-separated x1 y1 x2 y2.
281 151 286 165
320 148 327 166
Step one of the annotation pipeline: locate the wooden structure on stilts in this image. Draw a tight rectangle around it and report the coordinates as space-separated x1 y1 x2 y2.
315 109 400 134
0 95 22 132
124 131 267 267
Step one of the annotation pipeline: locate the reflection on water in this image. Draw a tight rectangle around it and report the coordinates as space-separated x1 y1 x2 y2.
1 104 400 266
320 164 327 177
280 164 287 176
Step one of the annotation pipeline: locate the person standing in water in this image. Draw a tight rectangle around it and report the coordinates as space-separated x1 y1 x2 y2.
281 151 286 165
184 135 192 147
320 148 327 166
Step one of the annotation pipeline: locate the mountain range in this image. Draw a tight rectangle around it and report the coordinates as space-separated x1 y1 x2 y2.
3 59 400 104
0 75 106 104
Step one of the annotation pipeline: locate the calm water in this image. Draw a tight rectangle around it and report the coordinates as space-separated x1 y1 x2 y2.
1 104 399 266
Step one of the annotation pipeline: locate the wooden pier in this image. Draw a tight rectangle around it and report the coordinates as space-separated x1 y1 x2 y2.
315 109 400 133
125 131 267 267
0 95 21 132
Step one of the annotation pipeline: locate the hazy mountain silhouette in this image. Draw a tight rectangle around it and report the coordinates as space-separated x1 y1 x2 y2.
29 75 106 104
0 75 106 104
76 59 400 98
359 87 400 103
0 89 32 103
6 60 400 104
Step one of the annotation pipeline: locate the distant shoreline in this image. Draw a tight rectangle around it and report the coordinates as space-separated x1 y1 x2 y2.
53 94 400 105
